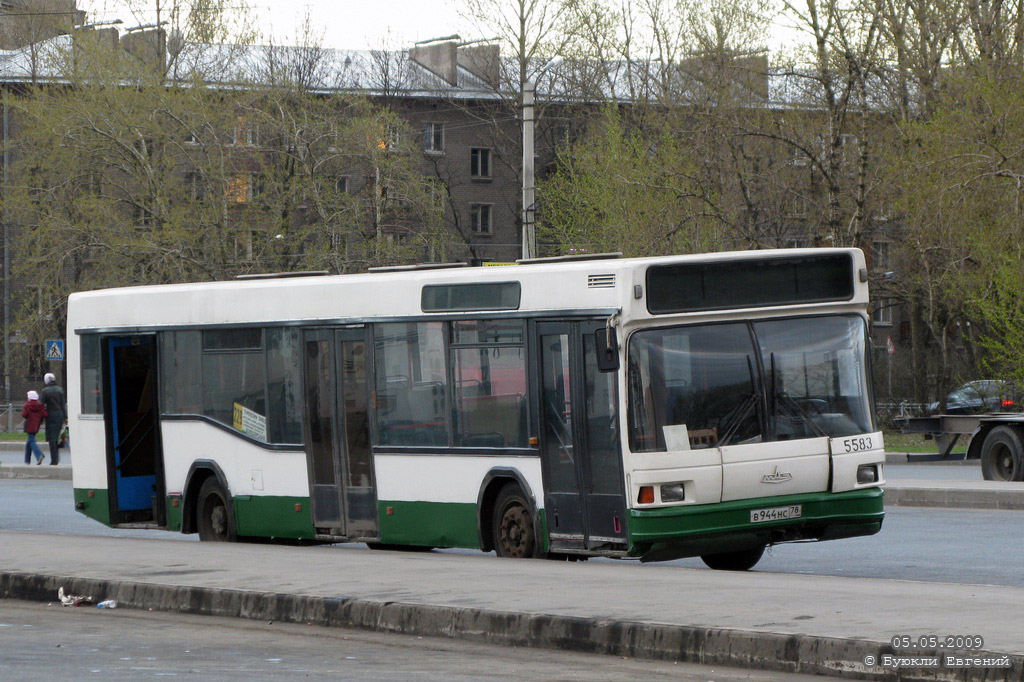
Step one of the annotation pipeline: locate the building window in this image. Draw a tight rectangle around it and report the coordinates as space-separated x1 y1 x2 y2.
233 231 257 261
26 284 52 319
227 173 262 203
186 172 205 200
233 116 257 146
873 298 894 326
470 204 492 234
251 173 264 199
872 241 891 271
134 205 155 227
227 174 249 202
388 126 403 151
470 147 491 178
335 176 349 194
85 171 102 195
424 122 444 153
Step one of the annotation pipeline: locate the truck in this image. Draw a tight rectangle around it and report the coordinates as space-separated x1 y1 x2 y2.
897 413 1024 481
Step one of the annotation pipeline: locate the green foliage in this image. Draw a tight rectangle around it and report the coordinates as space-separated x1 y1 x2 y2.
540 107 728 255
2 31 443 370
976 260 1024 384
870 67 1024 396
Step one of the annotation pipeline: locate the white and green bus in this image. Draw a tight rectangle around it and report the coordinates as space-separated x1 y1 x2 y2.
68 248 884 570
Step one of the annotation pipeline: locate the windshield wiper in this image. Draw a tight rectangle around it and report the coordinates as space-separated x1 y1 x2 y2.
718 392 758 444
718 356 760 445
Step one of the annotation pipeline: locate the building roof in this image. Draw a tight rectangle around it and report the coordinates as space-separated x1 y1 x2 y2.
0 31 880 111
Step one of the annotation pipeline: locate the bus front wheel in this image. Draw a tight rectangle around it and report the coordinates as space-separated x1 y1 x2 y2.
493 485 540 559
701 545 765 571
196 478 236 542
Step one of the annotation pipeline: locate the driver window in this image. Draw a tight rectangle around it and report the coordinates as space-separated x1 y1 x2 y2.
629 322 761 452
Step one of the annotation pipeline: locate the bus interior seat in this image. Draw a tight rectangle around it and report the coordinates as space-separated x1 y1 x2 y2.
687 427 718 448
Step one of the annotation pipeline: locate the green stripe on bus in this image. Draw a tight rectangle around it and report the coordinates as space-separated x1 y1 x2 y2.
627 487 884 547
232 495 316 539
74 488 110 526
377 500 480 549
165 496 183 531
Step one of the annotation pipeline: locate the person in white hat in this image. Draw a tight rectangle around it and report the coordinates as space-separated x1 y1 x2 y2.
22 390 47 464
40 373 67 465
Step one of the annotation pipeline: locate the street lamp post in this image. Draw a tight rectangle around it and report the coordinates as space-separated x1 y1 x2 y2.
521 57 562 260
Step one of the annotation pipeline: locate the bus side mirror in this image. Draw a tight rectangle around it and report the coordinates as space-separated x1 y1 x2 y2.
595 328 619 372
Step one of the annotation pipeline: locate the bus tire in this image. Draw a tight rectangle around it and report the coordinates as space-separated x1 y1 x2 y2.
493 484 540 559
196 478 236 542
981 426 1024 481
701 545 765 571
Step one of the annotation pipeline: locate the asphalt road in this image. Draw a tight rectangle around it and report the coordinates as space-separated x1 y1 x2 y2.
3 476 1023 587
1 600 828 682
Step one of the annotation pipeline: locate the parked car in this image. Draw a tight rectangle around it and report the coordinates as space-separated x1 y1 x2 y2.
926 380 1020 415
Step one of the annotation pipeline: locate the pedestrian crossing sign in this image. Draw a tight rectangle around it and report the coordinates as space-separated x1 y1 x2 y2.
45 339 65 361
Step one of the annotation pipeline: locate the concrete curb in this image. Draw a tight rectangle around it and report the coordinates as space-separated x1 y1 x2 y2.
885 453 974 464
885 485 1024 510
0 463 71 480
2 571 1021 682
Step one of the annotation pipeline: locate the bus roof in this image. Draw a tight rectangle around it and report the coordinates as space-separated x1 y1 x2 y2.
67 248 868 332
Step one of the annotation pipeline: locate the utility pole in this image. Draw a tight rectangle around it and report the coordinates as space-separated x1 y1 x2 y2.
3 86 9 417
520 57 562 260
520 84 536 260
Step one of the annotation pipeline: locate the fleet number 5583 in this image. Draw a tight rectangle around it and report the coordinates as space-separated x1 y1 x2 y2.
842 436 874 452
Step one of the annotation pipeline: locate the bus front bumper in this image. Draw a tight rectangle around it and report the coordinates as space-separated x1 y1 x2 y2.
628 487 884 562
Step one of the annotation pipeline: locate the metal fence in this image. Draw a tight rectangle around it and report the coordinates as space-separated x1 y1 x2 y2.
0 403 22 433
876 401 927 427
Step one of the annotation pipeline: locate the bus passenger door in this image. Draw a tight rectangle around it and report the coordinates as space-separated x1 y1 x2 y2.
535 321 627 552
302 328 377 539
104 335 165 526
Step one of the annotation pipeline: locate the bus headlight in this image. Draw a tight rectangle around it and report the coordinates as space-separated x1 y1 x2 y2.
856 464 879 484
660 483 686 502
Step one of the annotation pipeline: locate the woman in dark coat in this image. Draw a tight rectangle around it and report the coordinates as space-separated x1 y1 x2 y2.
40 373 67 465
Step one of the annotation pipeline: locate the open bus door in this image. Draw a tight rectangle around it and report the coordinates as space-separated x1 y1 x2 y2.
534 320 627 552
302 327 378 540
102 335 165 526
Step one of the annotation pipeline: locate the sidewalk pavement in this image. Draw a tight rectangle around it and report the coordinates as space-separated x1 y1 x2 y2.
0 441 71 480
2 531 1022 682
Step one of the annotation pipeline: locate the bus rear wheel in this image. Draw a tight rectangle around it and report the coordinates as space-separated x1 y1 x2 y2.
701 545 765 571
981 426 1024 481
197 478 236 542
493 485 540 559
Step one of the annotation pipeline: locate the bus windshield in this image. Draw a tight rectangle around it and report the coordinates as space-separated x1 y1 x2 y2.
628 315 874 452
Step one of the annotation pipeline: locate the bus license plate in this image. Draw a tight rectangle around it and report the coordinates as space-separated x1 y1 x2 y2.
750 505 802 523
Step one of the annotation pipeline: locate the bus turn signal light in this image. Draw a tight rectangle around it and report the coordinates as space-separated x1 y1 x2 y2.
638 486 654 504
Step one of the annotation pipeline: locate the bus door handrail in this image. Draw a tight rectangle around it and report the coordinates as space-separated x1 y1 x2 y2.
115 411 155 470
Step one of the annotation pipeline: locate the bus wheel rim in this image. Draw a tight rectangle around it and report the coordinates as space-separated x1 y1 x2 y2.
210 503 227 538
500 504 532 557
